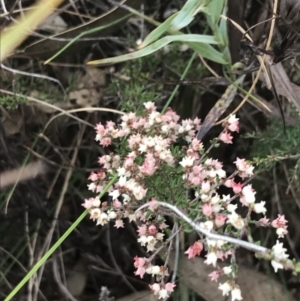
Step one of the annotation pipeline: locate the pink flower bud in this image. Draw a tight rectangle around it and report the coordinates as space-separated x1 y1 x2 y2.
201 181 211 193
201 203 213 216
148 225 158 236
214 213 227 228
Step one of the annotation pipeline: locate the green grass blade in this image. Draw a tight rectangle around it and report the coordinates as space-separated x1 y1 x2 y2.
138 13 178 49
88 34 218 65
187 41 227 64
207 0 225 24
170 0 206 30
44 14 132 64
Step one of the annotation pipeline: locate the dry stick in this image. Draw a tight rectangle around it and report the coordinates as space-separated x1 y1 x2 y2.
1 63 67 98
44 107 124 132
198 55 220 78
52 259 78 301
106 226 136 293
136 202 267 254
28 220 41 301
25 208 34 301
217 0 278 124
32 123 86 301
0 247 47 301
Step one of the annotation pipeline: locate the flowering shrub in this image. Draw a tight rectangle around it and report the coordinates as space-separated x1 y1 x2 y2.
83 102 298 300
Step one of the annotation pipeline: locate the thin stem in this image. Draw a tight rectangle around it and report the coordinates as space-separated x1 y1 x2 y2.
136 201 268 253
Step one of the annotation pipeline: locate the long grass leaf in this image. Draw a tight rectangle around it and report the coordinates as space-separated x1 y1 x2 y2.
88 34 218 65
138 13 178 49
170 0 206 30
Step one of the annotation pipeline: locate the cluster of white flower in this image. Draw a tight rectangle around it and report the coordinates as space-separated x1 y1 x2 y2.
85 102 294 301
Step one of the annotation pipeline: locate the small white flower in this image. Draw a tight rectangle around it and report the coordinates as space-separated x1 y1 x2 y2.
218 281 231 296
133 186 146 201
204 252 218 266
216 169 226 178
200 221 214 231
158 289 168 299
223 266 232 275
211 194 221 204
228 114 239 124
227 212 245 230
272 240 289 259
138 235 147 246
209 169 216 178
117 167 126 176
90 208 101 220
271 240 289 272
108 210 117 219
114 219 124 228
96 212 109 226
206 239 217 247
212 204 222 213
231 287 243 301
156 233 164 240
227 204 237 213
128 214 136 222
276 227 288 238
92 197 101 207
146 235 156 244
138 143 147 153
242 185 256 205
118 176 127 187
222 194 231 202
179 156 195 168
148 265 161 276
88 183 96 192
271 260 284 273
109 189 120 200
201 194 210 202
147 242 156 252
161 124 169 133
253 201 267 214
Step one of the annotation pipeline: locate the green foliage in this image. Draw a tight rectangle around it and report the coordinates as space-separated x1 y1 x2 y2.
248 117 300 170
107 59 161 113
87 0 230 67
0 94 27 110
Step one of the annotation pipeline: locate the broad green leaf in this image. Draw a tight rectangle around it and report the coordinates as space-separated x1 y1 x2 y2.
138 13 178 49
87 34 218 65
208 0 225 24
170 0 206 30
